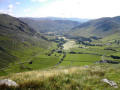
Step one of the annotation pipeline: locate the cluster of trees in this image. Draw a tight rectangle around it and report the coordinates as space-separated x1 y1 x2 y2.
69 36 92 42
114 40 120 45
47 37 66 56
55 38 66 49
77 41 102 46
48 49 56 56
65 35 101 42
111 55 120 59
0 46 5 52
57 52 66 64
90 36 102 40
104 47 117 51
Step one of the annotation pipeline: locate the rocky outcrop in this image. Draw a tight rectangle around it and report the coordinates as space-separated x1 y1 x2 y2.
101 78 118 88
0 79 19 87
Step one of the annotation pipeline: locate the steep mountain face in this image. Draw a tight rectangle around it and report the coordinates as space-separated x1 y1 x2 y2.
0 14 53 68
19 18 80 34
0 14 36 37
70 16 120 38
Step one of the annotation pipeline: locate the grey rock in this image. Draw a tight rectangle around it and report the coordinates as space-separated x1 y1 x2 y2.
84 65 89 68
101 78 118 88
0 79 19 87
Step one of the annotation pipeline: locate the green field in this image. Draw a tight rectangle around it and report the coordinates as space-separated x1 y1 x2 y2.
69 46 117 55
1 35 120 76
1 54 60 75
0 40 60 76
60 38 120 67
60 54 101 66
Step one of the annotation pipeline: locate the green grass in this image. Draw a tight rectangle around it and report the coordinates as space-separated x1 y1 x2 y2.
60 40 120 67
2 54 60 74
70 46 116 55
0 64 120 90
112 52 120 56
100 33 120 42
0 14 60 76
0 44 61 76
0 36 59 76
60 54 101 66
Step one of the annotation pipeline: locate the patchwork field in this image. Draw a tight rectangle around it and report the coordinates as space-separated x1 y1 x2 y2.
60 38 120 67
60 54 101 66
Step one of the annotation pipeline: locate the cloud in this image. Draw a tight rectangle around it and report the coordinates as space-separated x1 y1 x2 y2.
31 0 47 3
0 9 14 16
0 4 14 15
24 8 31 12
16 2 21 5
0 10 6 14
8 4 13 14
8 4 13 9
30 0 120 18
0 2 20 16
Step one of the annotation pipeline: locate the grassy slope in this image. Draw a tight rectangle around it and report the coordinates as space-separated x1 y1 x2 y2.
0 64 120 90
100 33 120 42
0 14 60 75
69 16 120 38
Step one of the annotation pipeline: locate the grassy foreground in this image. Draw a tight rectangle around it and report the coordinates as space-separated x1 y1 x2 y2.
0 64 120 90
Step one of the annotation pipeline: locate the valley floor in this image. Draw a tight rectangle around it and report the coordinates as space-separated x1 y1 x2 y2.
1 36 120 75
63 39 77 50
0 36 120 89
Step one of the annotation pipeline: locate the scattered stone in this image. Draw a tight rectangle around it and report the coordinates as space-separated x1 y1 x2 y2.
96 60 119 64
0 79 19 87
84 65 89 68
101 78 118 88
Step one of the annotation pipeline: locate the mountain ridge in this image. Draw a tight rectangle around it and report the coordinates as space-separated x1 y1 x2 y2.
69 16 120 38
19 17 81 34
19 17 89 22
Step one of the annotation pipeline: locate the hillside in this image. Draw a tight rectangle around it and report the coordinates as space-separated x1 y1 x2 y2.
70 16 120 39
19 18 80 34
0 14 120 89
0 14 56 70
0 64 120 89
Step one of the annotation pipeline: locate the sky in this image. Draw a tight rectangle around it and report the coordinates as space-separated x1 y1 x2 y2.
0 0 120 19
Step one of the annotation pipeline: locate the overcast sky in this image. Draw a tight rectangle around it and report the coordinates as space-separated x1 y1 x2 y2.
0 0 120 19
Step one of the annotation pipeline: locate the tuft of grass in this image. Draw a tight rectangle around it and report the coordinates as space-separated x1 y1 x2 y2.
0 64 120 89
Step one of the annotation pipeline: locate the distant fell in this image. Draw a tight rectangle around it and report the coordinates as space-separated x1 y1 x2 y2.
70 16 120 38
19 17 81 34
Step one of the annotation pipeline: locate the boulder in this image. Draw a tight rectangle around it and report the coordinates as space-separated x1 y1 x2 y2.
0 79 19 87
101 78 118 88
